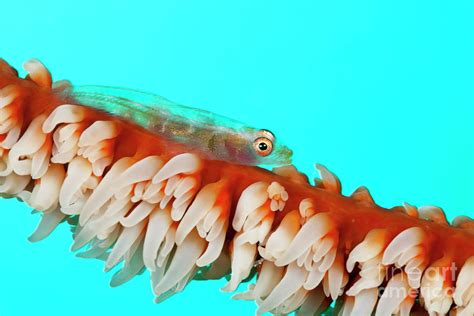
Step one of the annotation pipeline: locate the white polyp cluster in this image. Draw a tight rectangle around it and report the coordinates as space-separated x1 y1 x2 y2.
342 229 389 315
420 259 454 315
150 153 202 221
375 272 416 316
27 164 65 212
453 257 474 316
9 115 51 179
341 226 474 316
0 72 48 201
0 166 30 196
223 181 288 292
44 104 119 177
295 287 331 316
28 104 230 299
76 120 119 176
0 77 233 302
232 198 348 315
147 175 230 300
0 85 22 150
76 156 164 226
382 227 429 289
267 181 289 211
73 152 203 264
339 288 380 316
68 150 232 301
174 179 230 268
50 122 86 164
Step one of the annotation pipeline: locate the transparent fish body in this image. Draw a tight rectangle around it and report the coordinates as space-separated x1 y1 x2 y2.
66 85 292 166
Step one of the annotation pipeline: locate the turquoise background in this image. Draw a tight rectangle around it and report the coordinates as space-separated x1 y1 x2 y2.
1 0 473 315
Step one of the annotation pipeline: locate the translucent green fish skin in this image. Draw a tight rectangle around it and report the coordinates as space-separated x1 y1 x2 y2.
66 85 293 166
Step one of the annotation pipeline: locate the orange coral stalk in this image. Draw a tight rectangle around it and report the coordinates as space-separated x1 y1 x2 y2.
1 59 473 315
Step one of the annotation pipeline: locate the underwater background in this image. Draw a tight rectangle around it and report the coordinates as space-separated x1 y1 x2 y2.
0 0 473 315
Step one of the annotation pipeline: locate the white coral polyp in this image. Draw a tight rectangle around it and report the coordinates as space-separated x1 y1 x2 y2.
8 114 51 179
267 181 288 212
453 257 474 316
51 123 86 164
77 120 119 176
224 181 289 292
236 200 347 315
59 156 99 216
0 84 23 149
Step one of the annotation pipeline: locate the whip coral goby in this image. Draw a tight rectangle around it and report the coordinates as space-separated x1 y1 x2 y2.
1 59 474 316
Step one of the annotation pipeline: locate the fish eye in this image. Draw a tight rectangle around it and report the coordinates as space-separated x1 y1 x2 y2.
253 137 273 157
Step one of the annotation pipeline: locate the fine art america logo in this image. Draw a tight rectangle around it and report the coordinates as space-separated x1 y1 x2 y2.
375 263 456 298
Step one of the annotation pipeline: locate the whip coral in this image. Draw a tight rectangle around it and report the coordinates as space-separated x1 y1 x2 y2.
1 58 473 315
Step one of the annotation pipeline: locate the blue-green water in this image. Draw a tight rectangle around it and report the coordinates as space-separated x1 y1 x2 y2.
1 1 473 315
